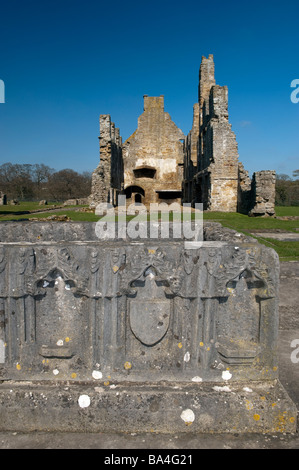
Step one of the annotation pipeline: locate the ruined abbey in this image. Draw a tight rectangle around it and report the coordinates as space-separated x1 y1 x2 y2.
89 55 276 216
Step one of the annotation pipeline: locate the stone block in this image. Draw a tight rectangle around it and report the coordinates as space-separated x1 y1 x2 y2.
0 221 296 433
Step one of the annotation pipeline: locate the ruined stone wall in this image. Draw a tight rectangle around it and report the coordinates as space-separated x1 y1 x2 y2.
122 96 185 206
248 171 276 217
237 166 276 217
183 56 276 216
237 162 252 214
183 56 239 211
198 54 216 125
183 104 199 203
89 56 276 217
0 192 7 205
205 85 239 211
89 115 123 207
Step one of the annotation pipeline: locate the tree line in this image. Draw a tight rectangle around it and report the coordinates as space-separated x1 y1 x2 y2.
0 162 298 206
0 162 91 202
275 170 299 206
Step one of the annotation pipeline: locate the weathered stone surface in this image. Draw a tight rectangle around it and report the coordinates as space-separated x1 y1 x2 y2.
122 95 185 206
248 171 276 217
0 221 296 433
183 55 276 215
89 115 123 207
0 380 295 434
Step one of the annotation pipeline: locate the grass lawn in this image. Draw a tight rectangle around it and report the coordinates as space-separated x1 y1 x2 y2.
0 203 298 261
0 201 59 214
203 207 299 261
275 206 299 217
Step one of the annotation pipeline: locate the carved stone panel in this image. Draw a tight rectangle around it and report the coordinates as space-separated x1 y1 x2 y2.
216 268 269 365
0 223 281 384
129 267 171 346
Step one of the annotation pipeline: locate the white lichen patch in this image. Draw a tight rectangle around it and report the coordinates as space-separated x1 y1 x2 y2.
213 385 231 392
180 409 195 424
243 387 253 393
0 339 5 363
222 370 232 381
52 369 59 375
78 394 91 408
191 376 202 383
92 370 103 380
184 351 190 362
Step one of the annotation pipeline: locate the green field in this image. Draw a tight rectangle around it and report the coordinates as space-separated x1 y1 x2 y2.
0 203 298 261
202 207 299 261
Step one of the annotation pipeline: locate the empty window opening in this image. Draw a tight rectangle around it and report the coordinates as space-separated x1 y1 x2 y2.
156 190 182 200
133 167 156 179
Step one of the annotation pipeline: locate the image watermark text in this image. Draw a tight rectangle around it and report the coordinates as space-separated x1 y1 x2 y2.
94 196 203 249
0 80 4 103
290 79 299 104
291 339 299 364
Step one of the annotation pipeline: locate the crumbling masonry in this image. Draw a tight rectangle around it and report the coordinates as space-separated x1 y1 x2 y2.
89 55 276 216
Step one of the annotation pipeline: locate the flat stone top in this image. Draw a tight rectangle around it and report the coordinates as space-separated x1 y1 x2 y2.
0 221 257 245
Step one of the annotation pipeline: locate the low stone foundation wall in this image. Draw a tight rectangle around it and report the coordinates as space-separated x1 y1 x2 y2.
0 222 296 433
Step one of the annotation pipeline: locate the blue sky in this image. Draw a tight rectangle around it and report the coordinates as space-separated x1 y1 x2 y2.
0 0 298 177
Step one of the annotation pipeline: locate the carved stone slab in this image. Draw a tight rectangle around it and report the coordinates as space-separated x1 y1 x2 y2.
0 222 295 434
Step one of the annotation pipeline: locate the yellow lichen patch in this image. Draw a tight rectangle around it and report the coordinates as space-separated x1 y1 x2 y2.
273 366 278 372
71 373 77 379
245 400 253 410
275 413 288 432
178 342 183 349
272 403 277 408
253 414 260 421
290 417 296 424
112 265 119 273
148 249 156 254
199 342 204 347
124 361 132 370
104 381 110 386
65 337 70 343
16 363 21 370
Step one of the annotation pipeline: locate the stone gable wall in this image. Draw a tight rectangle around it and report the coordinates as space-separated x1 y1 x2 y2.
122 95 185 205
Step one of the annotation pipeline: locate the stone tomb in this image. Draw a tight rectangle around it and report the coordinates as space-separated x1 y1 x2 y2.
0 222 296 433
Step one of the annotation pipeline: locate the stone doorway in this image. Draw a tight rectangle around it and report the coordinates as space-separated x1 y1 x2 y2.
124 185 145 204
